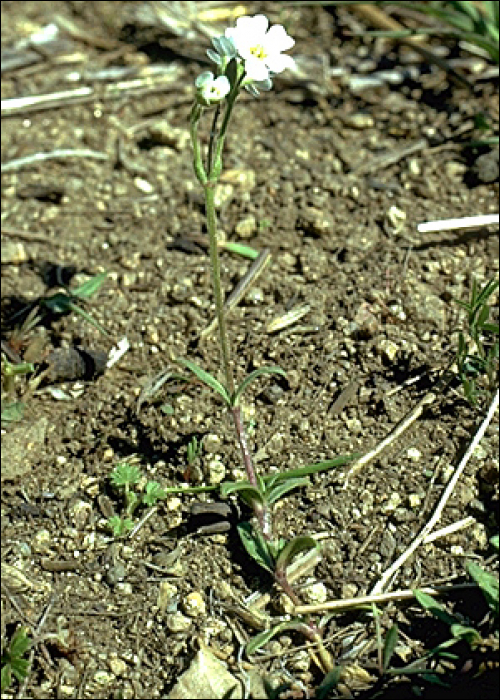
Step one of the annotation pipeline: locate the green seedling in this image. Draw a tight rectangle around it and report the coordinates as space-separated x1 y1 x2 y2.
107 462 168 536
1 356 35 399
1 627 31 691
40 271 110 337
455 277 499 403
186 436 203 466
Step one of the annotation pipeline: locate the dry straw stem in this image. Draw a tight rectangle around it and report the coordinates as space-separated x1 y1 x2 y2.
371 388 499 596
294 582 476 615
349 3 472 89
1 149 108 173
344 390 438 486
417 213 499 233
1 70 181 117
200 248 272 339
305 390 498 615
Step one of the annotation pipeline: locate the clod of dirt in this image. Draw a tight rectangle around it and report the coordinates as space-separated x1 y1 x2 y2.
45 346 108 381
473 147 499 183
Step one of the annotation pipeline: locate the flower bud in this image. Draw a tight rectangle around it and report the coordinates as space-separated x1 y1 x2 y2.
195 72 231 107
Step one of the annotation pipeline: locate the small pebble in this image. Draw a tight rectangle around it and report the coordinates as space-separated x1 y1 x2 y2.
183 591 206 617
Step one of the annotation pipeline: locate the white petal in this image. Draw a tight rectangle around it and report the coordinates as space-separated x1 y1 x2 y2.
213 76 230 95
243 57 270 81
265 25 295 52
266 53 295 74
195 71 214 87
235 14 269 38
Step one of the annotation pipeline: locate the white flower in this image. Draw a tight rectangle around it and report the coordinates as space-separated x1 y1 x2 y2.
195 71 231 106
225 14 295 82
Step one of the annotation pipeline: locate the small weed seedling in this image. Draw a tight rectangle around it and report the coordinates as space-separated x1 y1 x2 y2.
107 462 167 536
1 627 31 692
455 277 499 403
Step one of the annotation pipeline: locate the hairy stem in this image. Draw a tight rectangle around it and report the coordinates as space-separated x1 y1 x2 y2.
231 406 271 537
204 183 235 396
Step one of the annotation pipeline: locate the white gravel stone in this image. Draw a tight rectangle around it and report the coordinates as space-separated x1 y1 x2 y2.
183 591 206 618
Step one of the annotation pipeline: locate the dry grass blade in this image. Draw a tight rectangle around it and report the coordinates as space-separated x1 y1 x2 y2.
371 388 499 595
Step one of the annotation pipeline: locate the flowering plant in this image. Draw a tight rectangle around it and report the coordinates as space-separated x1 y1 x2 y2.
183 15 334 672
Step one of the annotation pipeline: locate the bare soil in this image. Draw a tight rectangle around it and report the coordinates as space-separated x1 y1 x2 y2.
1 2 498 699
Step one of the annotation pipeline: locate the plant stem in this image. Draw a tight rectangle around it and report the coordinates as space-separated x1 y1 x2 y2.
203 183 235 396
231 406 257 486
275 569 333 672
231 405 272 536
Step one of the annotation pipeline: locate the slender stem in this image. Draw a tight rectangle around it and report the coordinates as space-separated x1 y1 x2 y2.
204 183 235 396
231 406 257 486
190 105 207 185
275 569 333 672
207 104 221 174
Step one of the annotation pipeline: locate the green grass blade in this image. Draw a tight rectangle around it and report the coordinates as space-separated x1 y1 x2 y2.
72 271 108 299
264 454 359 484
237 521 274 573
414 589 457 627
275 535 318 574
176 358 231 405
66 301 110 337
383 624 399 672
220 481 265 508
232 366 286 406
265 477 309 505
467 561 499 616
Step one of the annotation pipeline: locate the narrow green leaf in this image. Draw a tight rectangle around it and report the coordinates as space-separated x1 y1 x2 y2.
265 477 309 505
475 278 498 306
245 620 299 655
227 485 265 510
237 521 274 573
315 667 343 699
66 301 110 337
72 271 108 299
275 535 319 574
383 625 399 672
450 624 482 647
477 304 490 328
482 323 499 334
176 358 231 405
1 665 12 692
413 590 457 627
264 454 359 484
490 535 499 551
232 366 286 406
42 292 73 314
467 561 499 616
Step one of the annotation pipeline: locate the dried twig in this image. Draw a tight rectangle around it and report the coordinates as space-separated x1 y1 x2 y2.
1 149 108 173
1 69 182 117
422 515 476 544
294 583 476 615
200 248 272 339
370 388 499 595
417 213 499 233
351 138 428 176
344 390 438 486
